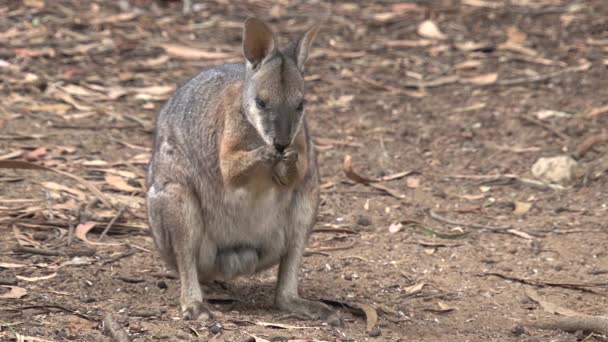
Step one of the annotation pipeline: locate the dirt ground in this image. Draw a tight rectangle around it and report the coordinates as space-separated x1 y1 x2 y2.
1 0 608 341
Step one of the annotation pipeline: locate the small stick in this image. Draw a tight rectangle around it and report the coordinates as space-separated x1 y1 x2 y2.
103 314 130 342
13 246 64 257
529 316 608 336
519 115 571 141
101 250 137 266
100 206 126 240
428 210 512 231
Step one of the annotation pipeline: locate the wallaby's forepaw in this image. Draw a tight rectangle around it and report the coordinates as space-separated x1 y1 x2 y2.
272 148 299 186
182 300 213 321
275 297 342 326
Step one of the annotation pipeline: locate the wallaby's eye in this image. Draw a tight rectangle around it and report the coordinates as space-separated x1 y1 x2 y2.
296 101 304 112
255 97 266 110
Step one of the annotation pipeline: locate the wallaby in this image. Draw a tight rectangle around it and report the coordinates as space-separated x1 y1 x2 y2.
146 18 337 323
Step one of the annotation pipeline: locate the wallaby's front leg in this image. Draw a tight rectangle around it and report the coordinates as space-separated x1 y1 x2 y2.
220 145 277 186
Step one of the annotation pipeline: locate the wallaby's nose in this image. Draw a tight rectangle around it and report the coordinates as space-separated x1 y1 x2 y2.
274 143 288 154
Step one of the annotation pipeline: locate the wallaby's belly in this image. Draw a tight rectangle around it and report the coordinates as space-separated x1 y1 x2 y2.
201 186 293 279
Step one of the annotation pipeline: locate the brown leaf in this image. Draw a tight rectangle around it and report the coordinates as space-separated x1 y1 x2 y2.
418 20 447 40
513 201 532 215
355 303 378 334
141 55 170 67
75 221 121 246
524 288 580 317
24 0 45 8
160 44 235 60
586 104 608 118
16 272 57 282
0 286 27 299
461 73 498 85
0 262 27 268
384 39 434 48
13 47 55 58
41 181 87 201
129 85 176 96
24 147 47 161
404 282 426 295
406 176 420 188
23 103 72 114
0 150 23 161
105 175 141 193
343 155 373 184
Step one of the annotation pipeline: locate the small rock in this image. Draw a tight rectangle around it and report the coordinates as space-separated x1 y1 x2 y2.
512 324 527 336
356 215 371 227
368 326 381 337
531 155 579 184
208 321 223 334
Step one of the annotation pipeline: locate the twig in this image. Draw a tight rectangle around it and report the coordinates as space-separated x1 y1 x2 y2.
491 62 591 87
103 314 130 342
100 206 126 240
101 250 138 266
13 246 64 256
21 304 97 322
574 133 608 159
529 316 608 336
479 272 608 292
428 210 512 231
519 115 571 141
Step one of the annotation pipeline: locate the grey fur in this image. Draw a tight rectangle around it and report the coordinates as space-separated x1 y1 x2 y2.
146 18 337 323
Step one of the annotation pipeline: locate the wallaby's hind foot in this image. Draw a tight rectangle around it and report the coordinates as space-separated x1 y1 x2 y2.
275 296 341 326
182 300 213 321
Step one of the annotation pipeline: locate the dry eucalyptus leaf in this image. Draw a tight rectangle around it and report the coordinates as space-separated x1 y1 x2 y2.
0 286 27 299
418 20 447 40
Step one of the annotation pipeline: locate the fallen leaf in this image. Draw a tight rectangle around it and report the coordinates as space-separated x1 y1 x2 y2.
458 194 486 201
454 60 483 70
13 334 53 342
160 44 235 60
406 176 420 188
16 272 57 282
461 73 498 85
355 303 378 334
506 26 527 45
418 20 447 40
41 181 87 201
13 47 55 58
0 150 23 161
141 55 170 67
24 147 47 161
513 201 532 215
462 0 503 8
343 155 373 184
129 85 175 96
384 39 434 48
507 229 533 239
391 3 421 12
389 222 403 233
23 103 72 114
454 41 493 52
0 286 27 299
0 262 27 268
436 301 455 312
379 170 413 182
404 282 426 295
586 104 608 118
536 110 572 120
76 221 122 246
105 175 141 193
24 0 45 8
524 288 580 317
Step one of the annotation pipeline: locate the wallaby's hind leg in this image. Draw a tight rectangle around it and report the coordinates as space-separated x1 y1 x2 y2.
147 182 214 320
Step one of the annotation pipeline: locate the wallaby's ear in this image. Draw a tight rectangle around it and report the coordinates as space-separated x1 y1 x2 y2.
294 22 321 72
243 17 276 68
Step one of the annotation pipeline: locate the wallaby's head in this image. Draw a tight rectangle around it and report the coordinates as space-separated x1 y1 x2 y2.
241 17 320 153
